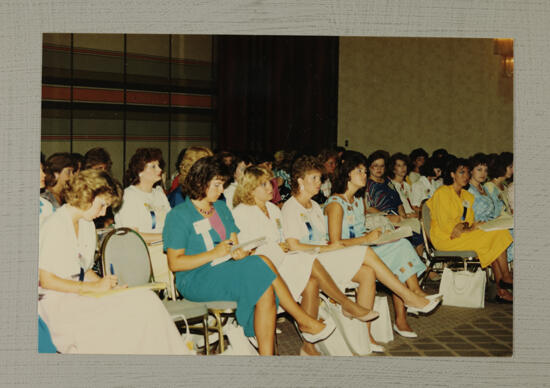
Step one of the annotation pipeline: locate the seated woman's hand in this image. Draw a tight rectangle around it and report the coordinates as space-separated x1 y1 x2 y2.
278 241 290 253
387 214 402 223
450 222 469 239
324 241 345 252
212 240 233 258
362 228 383 243
231 247 250 260
96 275 118 292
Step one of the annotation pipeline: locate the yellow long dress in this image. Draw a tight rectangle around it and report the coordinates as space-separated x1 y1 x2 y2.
426 185 513 268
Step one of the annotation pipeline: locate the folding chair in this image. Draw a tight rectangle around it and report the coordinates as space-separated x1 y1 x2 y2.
419 200 481 286
100 227 210 353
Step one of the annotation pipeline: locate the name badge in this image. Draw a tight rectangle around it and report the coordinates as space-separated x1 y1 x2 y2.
193 219 214 250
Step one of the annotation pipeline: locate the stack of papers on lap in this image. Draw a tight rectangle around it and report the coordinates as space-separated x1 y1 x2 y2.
393 218 421 234
478 215 514 231
211 237 267 266
362 226 413 246
81 282 167 298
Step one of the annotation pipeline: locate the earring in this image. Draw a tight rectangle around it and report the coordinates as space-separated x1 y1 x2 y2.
299 184 305 192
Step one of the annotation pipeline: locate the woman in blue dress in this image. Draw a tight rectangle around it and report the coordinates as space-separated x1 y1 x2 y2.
326 151 440 343
163 156 335 355
468 153 514 272
365 150 425 256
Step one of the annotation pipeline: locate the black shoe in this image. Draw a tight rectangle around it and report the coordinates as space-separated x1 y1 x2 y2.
499 280 513 291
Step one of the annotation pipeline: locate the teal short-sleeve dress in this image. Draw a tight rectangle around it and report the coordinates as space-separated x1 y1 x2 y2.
163 197 278 337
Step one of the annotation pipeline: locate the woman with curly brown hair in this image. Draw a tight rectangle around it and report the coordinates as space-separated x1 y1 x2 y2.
163 156 336 355
115 148 171 244
39 169 188 354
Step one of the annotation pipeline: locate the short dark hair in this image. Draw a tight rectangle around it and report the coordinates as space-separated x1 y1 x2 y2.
44 152 73 188
388 153 409 179
488 153 508 179
317 149 339 164
432 148 448 160
468 153 489 170
443 156 469 185
419 157 443 177
409 148 429 162
332 151 368 195
70 153 85 172
124 148 165 187
84 147 112 171
500 152 513 168
182 156 231 200
367 150 389 177
290 155 324 195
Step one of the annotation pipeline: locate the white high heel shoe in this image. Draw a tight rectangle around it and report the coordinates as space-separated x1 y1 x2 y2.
405 298 441 315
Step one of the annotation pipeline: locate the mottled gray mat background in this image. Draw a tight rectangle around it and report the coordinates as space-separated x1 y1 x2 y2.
1 0 548 386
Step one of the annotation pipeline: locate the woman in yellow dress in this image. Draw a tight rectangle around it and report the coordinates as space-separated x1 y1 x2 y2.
426 157 513 303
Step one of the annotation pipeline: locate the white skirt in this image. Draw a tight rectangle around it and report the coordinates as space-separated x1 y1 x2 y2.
38 288 188 354
316 246 366 289
256 242 315 301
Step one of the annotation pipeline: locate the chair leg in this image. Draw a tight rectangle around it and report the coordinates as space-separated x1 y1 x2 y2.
203 315 209 355
210 309 225 353
274 326 279 355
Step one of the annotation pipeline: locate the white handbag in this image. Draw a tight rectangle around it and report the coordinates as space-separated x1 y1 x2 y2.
315 298 354 356
439 267 486 308
221 319 259 356
370 296 394 343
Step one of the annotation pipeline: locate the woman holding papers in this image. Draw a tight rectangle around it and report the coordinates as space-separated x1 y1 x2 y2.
426 157 513 303
326 151 434 341
467 153 514 265
232 165 378 356
163 156 335 355
282 155 441 351
39 169 188 354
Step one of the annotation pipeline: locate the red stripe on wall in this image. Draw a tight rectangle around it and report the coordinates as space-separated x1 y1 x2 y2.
171 94 212 108
127 90 169 105
74 88 124 103
42 135 210 141
42 85 71 100
43 85 212 108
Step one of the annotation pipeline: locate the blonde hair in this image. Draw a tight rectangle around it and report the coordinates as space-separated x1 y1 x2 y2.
178 146 213 182
62 169 122 210
233 166 273 207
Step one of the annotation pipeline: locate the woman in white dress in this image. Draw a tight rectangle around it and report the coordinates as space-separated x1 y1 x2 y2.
281 156 440 348
232 166 379 356
38 169 188 354
115 148 171 244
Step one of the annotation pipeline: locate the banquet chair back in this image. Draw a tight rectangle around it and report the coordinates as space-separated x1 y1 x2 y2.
101 227 152 286
419 200 480 285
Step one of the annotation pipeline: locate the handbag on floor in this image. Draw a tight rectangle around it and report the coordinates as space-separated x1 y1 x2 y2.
221 319 258 356
317 295 370 356
314 297 354 356
439 267 486 308
370 296 394 343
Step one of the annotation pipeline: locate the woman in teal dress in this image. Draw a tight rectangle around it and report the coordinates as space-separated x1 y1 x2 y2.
326 151 440 342
468 153 514 266
163 156 334 355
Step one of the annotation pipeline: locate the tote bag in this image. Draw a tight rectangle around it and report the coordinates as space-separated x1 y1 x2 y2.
439 267 486 308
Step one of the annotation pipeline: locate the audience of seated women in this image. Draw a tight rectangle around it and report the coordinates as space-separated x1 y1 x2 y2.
426 156 514 303
325 151 439 342
282 155 441 351
39 169 188 354
162 156 335 355
232 165 378 355
41 152 74 210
